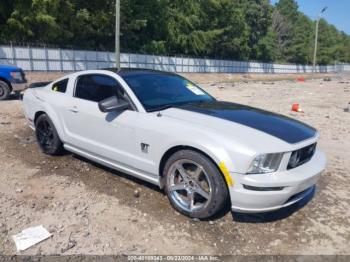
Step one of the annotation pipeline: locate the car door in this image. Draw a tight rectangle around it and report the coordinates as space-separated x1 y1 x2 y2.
62 73 139 169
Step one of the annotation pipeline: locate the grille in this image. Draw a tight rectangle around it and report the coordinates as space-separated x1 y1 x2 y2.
21 70 26 81
287 143 316 170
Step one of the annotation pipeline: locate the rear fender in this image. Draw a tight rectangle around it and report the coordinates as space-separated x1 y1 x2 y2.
24 88 66 143
40 104 66 143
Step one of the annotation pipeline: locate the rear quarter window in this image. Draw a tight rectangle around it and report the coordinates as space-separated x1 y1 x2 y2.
52 79 68 93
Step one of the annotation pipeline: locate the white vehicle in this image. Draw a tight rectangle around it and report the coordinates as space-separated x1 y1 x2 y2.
22 69 326 219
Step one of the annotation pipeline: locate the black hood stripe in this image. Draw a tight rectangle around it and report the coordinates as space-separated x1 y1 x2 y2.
177 101 316 144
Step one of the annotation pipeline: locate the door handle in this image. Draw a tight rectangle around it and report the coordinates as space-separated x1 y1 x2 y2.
68 106 79 113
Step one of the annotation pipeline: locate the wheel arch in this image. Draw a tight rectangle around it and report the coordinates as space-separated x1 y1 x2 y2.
158 145 230 190
0 77 12 92
34 111 46 123
33 109 65 142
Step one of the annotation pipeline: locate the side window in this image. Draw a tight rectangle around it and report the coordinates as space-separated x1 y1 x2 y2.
52 79 68 93
75 74 124 102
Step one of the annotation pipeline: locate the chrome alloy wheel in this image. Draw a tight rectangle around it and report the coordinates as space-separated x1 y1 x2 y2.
167 159 213 212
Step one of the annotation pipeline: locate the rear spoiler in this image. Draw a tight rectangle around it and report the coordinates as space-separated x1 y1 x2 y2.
29 82 51 89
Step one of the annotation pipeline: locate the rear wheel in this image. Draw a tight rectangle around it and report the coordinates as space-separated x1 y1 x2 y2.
35 114 63 155
164 150 228 219
0 80 11 100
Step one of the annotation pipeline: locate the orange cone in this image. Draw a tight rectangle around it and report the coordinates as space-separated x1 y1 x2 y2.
297 77 305 82
292 103 304 112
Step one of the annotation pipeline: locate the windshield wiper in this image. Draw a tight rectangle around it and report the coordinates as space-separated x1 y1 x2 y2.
148 104 175 112
148 100 214 112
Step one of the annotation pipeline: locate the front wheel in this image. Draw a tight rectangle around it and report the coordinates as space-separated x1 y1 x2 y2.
164 150 228 219
35 114 64 155
0 80 11 100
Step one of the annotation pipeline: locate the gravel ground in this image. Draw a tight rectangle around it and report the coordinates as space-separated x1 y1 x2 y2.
0 72 349 256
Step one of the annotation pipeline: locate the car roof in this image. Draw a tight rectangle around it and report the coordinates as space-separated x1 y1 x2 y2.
105 68 177 77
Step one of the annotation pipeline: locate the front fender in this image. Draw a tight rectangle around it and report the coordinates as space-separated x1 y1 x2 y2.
156 132 235 184
157 137 238 191
160 139 232 170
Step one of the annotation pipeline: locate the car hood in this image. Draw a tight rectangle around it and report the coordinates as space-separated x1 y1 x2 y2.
162 101 316 145
0 64 20 71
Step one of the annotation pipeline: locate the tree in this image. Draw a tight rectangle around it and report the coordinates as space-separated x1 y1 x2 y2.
256 28 279 62
0 0 349 63
242 0 273 60
287 13 313 64
5 0 74 45
201 0 250 59
0 0 15 42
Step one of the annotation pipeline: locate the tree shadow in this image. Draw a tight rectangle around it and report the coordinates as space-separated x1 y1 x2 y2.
71 153 162 193
54 151 315 222
65 153 232 220
0 92 22 101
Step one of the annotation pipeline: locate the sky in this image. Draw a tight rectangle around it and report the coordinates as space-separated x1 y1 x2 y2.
270 0 350 34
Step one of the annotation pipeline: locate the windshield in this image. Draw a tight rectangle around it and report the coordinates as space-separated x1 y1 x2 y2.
122 73 215 112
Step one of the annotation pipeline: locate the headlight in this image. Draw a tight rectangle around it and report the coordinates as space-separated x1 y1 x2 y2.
10 71 23 82
246 153 283 174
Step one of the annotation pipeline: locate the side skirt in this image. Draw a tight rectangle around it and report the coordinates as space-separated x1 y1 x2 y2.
64 144 161 187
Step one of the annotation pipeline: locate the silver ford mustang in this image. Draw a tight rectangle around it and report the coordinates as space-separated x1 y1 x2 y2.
23 69 326 219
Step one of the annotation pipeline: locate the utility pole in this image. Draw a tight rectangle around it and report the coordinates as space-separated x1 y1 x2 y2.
313 6 327 73
115 0 120 69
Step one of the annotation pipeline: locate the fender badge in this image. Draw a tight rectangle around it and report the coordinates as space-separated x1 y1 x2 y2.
141 143 149 153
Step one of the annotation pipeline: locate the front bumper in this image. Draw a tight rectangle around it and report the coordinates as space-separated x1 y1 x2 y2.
11 81 28 92
229 150 326 213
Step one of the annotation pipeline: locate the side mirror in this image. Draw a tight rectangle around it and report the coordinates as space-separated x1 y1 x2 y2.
98 96 129 113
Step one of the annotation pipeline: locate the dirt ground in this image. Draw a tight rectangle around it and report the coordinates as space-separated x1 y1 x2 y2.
0 72 349 256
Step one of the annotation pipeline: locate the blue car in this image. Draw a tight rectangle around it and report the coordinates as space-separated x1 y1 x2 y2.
0 64 27 100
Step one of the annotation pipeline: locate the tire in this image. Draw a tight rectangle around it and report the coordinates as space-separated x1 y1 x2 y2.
164 150 228 219
0 80 11 100
35 114 64 155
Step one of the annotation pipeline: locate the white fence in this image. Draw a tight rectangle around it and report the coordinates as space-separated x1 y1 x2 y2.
1 45 349 73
